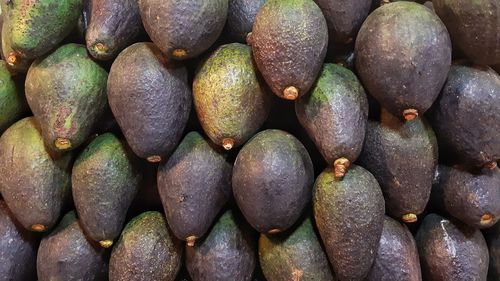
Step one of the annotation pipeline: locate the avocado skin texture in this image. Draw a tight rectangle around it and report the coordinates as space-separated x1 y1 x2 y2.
358 110 438 221
259 216 334 281
139 0 228 60
72 133 142 244
226 0 266 42
25 43 108 152
157 132 232 243
0 60 27 133
109 211 183 281
251 0 328 99
0 200 38 281
108 42 191 162
434 165 500 229
433 0 500 65
367 216 422 281
416 214 489 281
86 0 143 60
1 16 32 73
296 63 368 167
233 129 314 234
186 209 256 281
355 1 451 119
430 64 500 168
1 0 82 59
37 211 108 281
313 164 385 281
486 223 500 281
193 43 272 149
0 117 72 231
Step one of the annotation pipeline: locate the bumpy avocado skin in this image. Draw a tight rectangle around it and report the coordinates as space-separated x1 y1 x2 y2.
226 0 266 42
430 64 500 168
0 60 27 133
186 209 257 281
259 217 334 281
313 164 385 281
251 0 328 99
0 200 38 281
358 110 438 221
139 0 228 60
232 129 314 234
109 211 183 281
37 211 108 281
416 214 489 281
108 42 191 162
157 132 232 244
0 117 72 231
1 0 82 59
486 223 500 281
86 0 143 60
25 43 108 152
355 1 451 119
367 216 422 281
1 18 32 73
193 43 272 149
72 133 142 244
296 63 368 167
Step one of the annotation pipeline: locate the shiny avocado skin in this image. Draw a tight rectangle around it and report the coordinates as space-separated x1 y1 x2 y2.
226 0 266 42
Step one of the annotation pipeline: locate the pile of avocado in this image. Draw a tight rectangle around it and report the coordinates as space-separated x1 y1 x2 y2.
0 0 499 280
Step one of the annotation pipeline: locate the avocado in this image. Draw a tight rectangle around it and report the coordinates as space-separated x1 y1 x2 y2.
367 216 422 281
486 223 500 281
157 131 232 246
0 200 38 281
250 0 328 100
0 60 27 133
0 117 72 232
259 216 334 281
37 211 108 281
233 129 314 234
193 43 272 150
109 211 183 281
107 42 191 163
355 1 451 120
416 214 489 281
72 133 142 248
86 0 143 60
226 0 266 42
139 0 228 60
430 64 500 169
186 209 256 281
0 0 82 60
1 15 33 73
358 110 438 223
296 63 368 178
25 43 108 152
313 164 385 281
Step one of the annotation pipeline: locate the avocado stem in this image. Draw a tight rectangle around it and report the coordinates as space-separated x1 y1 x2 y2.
222 138 234 150
484 161 497 170
403 109 419 121
402 213 418 223
186 236 197 247
268 228 281 234
99 240 114 248
283 86 299 100
93 43 108 54
334 158 350 179
246 32 253 46
172 49 187 59
380 0 391 5
7 52 17 66
31 224 47 232
480 213 493 226
55 138 72 150
147 155 162 163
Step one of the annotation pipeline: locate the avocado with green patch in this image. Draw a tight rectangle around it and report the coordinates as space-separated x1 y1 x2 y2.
109 211 183 281
250 0 328 100
157 131 232 247
186 209 256 281
37 211 109 281
486 222 500 281
108 42 191 163
193 43 272 150
226 0 266 42
296 63 368 179
0 60 27 133
313 164 385 281
25 43 108 152
0 117 72 232
1 16 32 73
72 133 142 248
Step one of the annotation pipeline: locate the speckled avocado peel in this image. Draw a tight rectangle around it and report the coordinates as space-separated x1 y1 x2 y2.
0 60 27 133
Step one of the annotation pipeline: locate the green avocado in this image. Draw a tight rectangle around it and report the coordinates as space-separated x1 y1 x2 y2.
1 17 32 73
0 60 27 133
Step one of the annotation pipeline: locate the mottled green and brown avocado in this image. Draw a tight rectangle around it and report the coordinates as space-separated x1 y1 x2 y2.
107 42 191 163
1 14 32 73
259 216 334 281
250 0 328 100
296 63 368 178
0 117 72 232
25 43 108 152
193 43 272 150
0 60 27 133
226 0 266 42
186 209 257 281
157 132 233 247
355 1 451 120
109 211 183 281
313 164 385 281
37 211 109 281
72 133 142 248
